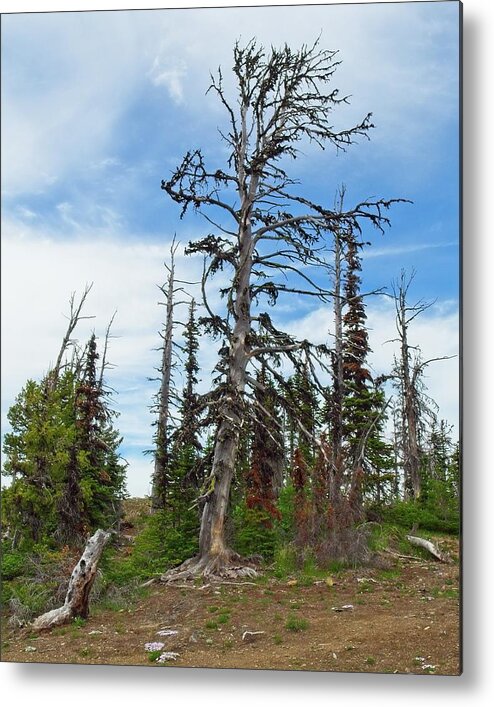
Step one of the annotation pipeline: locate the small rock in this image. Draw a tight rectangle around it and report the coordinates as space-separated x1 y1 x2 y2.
331 604 354 612
287 579 298 586
88 630 103 636
157 651 179 663
242 631 265 643
24 646 37 653
156 629 179 637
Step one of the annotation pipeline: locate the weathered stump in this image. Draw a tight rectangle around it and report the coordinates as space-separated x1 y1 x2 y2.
31 529 112 631
406 534 451 563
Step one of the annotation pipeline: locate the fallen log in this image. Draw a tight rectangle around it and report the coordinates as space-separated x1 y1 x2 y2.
406 535 450 563
31 529 112 631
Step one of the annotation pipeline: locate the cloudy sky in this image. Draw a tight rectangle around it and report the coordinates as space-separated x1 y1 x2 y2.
1 1 460 497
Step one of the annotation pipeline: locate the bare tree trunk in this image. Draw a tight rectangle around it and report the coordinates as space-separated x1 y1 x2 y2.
395 274 422 500
194 212 254 571
162 127 260 578
331 227 344 465
48 284 94 392
406 534 450 563
151 243 177 510
98 310 117 390
31 529 111 631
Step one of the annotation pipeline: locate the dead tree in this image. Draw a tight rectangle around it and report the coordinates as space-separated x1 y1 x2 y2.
98 310 118 391
151 240 180 510
390 270 452 499
47 283 95 392
31 529 112 631
161 39 405 579
330 217 345 466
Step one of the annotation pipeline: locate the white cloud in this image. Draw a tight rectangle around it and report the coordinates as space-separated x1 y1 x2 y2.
149 54 187 104
0 222 224 495
363 240 459 260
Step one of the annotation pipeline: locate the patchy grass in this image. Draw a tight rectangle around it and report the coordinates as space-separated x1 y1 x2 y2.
285 615 309 632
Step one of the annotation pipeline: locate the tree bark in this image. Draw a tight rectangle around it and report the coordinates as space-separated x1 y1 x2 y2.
194 208 255 571
151 245 177 510
332 226 344 465
406 534 450 563
31 529 112 631
395 278 423 500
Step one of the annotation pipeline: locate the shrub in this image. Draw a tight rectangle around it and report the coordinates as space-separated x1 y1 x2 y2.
232 504 277 560
2 548 25 580
380 500 459 535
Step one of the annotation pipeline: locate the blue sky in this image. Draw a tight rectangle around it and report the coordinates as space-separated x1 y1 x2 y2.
1 1 460 496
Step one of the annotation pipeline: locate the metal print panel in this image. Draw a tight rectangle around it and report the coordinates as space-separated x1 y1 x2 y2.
1 0 461 675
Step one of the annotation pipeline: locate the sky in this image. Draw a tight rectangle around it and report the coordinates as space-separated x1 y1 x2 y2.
1 1 461 497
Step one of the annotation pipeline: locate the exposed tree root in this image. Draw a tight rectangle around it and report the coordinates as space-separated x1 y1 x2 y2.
160 551 261 584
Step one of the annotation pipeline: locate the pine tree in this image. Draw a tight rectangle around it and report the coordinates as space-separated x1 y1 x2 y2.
71 333 127 532
339 229 394 507
173 299 202 487
3 376 71 545
341 229 372 465
246 366 284 524
2 333 126 548
286 366 319 465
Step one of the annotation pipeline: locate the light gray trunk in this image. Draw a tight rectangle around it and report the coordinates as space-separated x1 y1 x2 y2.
198 106 259 561
398 295 421 500
406 535 450 563
198 220 253 559
332 230 344 466
151 254 176 509
31 529 111 631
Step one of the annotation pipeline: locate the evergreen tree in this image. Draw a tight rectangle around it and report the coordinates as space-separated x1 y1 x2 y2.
286 366 319 465
2 333 127 548
246 366 284 523
74 334 127 530
173 299 202 488
151 244 178 510
339 230 394 505
3 375 74 545
341 229 372 465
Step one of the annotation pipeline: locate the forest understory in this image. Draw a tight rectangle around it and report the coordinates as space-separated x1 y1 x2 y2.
1 499 460 675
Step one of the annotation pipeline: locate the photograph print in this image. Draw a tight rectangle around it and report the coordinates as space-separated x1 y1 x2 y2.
1 0 461 674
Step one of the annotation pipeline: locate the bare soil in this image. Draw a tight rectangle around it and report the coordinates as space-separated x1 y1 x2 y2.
1 549 460 675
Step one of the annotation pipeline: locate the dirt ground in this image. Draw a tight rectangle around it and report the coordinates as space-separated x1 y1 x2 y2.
1 550 460 675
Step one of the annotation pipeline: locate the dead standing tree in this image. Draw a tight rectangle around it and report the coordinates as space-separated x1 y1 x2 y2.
151 240 180 511
47 283 95 393
161 39 404 580
389 270 452 500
